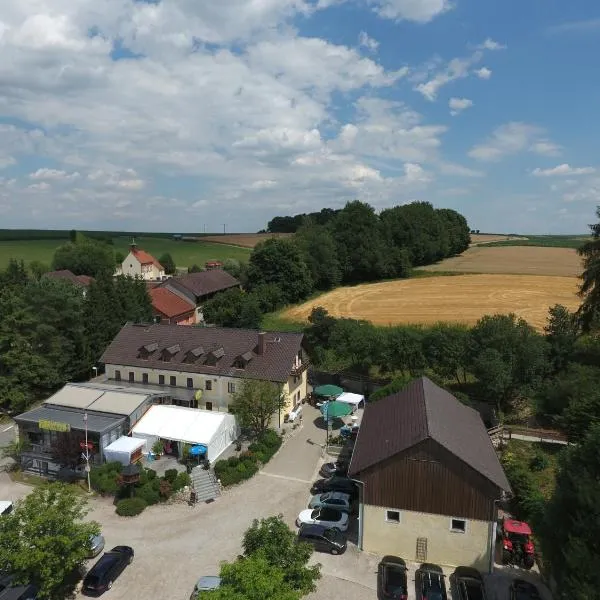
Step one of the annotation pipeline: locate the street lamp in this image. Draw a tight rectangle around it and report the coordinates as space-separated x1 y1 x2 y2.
83 412 91 493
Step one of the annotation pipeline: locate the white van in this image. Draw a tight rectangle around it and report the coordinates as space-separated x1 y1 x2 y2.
0 500 13 515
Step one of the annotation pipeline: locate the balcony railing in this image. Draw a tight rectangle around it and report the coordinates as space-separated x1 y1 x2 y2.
291 361 309 376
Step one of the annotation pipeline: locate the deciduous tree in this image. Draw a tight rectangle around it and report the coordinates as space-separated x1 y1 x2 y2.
52 239 115 277
230 379 286 434
544 304 580 372
295 223 341 290
577 206 600 331
159 252 176 275
0 483 100 599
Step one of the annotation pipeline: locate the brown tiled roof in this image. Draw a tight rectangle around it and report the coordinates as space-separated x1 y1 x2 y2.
349 377 510 491
162 270 239 299
150 287 196 319
44 270 94 288
99 323 303 383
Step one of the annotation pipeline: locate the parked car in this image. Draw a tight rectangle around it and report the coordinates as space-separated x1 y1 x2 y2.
509 579 541 600
377 555 408 600
319 461 348 478
296 507 349 531
82 546 134 595
297 524 347 555
310 476 357 498
450 567 487 600
308 491 352 512
190 576 221 600
86 534 106 559
416 563 447 600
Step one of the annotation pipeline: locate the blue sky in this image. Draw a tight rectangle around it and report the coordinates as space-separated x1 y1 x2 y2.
0 0 599 234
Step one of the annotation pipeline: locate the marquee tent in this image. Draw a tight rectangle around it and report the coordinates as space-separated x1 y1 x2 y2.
131 405 239 461
104 436 145 466
335 392 365 410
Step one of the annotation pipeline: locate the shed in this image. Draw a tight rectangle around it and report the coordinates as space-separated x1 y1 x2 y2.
131 405 239 461
103 436 145 466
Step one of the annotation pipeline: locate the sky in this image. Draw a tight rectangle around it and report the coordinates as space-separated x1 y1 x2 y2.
1 1 599 234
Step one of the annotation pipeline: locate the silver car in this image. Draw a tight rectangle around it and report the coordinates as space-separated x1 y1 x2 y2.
190 576 221 599
308 491 352 513
87 533 105 558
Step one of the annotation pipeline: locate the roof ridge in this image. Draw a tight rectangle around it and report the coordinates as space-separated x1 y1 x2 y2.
420 377 432 439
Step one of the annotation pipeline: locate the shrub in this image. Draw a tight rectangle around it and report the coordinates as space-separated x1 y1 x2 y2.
529 452 550 472
135 483 160 506
164 469 178 483
90 462 122 496
159 479 172 499
116 497 147 517
172 471 191 492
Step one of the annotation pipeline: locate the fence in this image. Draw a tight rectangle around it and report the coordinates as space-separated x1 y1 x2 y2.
488 425 569 446
309 368 391 397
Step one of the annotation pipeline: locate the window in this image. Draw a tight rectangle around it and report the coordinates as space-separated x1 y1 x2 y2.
159 375 165 385
142 373 148 384
170 376 176 386
385 510 401 524
187 378 193 389
450 518 467 533
128 372 134 383
115 370 121 381
228 382 236 394
205 401 213 411
205 380 212 391
293 376 298 385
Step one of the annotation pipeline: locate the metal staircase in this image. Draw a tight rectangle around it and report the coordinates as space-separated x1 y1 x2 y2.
190 466 221 503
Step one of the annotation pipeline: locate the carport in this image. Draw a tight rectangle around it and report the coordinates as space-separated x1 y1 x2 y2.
131 405 239 461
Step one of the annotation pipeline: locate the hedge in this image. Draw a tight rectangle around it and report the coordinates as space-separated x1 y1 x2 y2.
116 497 147 517
214 430 282 487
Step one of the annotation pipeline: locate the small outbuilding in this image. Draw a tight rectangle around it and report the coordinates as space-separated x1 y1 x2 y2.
103 436 145 466
131 405 239 461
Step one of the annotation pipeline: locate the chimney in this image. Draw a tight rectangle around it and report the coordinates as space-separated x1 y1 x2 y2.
257 332 266 355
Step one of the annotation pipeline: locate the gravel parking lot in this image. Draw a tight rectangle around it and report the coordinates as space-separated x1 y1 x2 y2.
1 407 552 600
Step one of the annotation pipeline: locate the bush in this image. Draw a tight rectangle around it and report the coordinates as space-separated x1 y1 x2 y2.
90 462 122 496
172 471 191 492
159 479 172 500
135 483 160 506
116 497 147 517
530 452 550 472
164 469 178 483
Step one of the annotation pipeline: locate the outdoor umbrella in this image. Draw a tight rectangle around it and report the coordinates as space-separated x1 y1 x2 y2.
189 444 207 464
313 384 344 398
319 401 353 420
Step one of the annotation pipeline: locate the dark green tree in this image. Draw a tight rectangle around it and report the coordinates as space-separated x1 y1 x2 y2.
436 208 471 255
52 239 115 277
188 264 203 273
382 326 426 376
28 260 49 280
202 289 262 329
246 238 312 304
302 307 337 364
295 222 341 290
422 323 470 384
544 304 580 372
577 206 600 331
542 424 600 599
329 318 384 373
159 252 176 275
230 380 285 433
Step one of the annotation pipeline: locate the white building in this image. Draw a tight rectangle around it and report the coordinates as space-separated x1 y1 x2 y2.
116 241 165 281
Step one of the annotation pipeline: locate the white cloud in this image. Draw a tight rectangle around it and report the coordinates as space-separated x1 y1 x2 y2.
29 168 79 180
546 18 600 35
529 140 562 157
449 97 473 116
27 181 51 191
474 67 492 79
477 38 506 51
0 156 16 169
438 162 484 177
369 0 452 23
358 31 379 52
532 164 595 177
562 178 600 203
469 122 560 162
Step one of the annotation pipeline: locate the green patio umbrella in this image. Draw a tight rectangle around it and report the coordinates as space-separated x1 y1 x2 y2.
319 401 353 420
313 384 344 398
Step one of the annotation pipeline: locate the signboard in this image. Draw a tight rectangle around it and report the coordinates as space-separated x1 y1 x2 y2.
79 441 94 450
194 389 203 401
38 419 71 432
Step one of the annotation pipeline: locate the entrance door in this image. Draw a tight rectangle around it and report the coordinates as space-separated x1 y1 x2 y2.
205 401 213 411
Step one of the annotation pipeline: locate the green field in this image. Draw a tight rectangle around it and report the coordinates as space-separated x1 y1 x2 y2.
484 235 588 249
0 236 251 269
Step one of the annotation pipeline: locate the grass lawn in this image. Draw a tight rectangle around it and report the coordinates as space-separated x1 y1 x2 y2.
0 236 251 269
261 310 305 332
484 235 588 249
9 469 91 495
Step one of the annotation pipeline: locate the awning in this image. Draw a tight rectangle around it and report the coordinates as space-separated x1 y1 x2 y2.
335 392 364 407
313 384 343 398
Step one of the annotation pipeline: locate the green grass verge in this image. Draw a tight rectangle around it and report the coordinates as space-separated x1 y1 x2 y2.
9 470 91 495
261 311 305 332
483 235 588 249
0 236 252 269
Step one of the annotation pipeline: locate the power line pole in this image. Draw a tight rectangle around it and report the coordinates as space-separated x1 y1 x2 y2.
223 224 226 234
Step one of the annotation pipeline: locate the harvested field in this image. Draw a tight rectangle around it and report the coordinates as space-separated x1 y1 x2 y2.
200 233 293 248
418 246 582 277
282 274 580 330
470 234 528 245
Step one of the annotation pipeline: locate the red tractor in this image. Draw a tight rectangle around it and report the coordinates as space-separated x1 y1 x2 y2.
499 518 535 569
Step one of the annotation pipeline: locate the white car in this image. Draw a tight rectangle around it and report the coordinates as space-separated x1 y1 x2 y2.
296 507 349 532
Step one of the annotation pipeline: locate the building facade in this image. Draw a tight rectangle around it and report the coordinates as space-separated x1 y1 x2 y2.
149 286 197 325
349 377 510 572
117 242 165 281
100 323 308 417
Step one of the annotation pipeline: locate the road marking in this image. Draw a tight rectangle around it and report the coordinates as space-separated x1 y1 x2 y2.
258 471 312 484
2 425 13 432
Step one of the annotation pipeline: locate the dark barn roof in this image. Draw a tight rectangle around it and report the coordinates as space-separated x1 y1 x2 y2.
100 323 303 383
349 377 510 492
161 270 240 300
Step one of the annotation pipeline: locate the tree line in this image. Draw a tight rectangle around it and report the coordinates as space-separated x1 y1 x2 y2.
204 200 470 327
0 260 152 412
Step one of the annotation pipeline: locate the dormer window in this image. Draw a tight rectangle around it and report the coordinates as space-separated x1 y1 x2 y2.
183 346 205 364
233 351 253 369
160 344 180 362
205 346 225 366
138 342 158 359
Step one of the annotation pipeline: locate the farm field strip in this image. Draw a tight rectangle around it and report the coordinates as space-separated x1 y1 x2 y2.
418 246 582 278
200 233 293 248
282 274 580 330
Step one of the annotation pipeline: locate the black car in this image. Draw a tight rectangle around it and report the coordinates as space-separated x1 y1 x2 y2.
319 461 348 479
416 563 447 600
450 567 487 600
377 555 408 600
509 579 541 600
82 546 134 595
310 476 357 498
297 524 347 555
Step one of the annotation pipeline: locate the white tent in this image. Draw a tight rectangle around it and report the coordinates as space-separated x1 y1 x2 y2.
335 392 364 411
104 436 145 466
131 405 239 461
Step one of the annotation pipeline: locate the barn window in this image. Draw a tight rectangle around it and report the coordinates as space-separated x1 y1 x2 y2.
385 510 401 524
450 518 467 533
